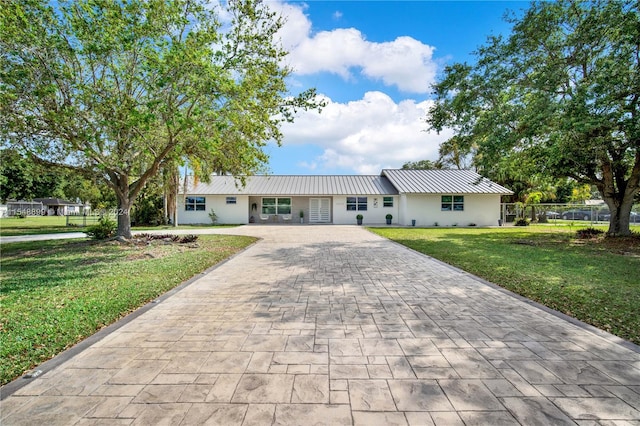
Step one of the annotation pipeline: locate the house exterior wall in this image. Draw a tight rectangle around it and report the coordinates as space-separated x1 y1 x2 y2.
332 195 399 225
177 193 500 226
246 196 313 223
403 193 501 227
296 197 310 223
178 195 249 224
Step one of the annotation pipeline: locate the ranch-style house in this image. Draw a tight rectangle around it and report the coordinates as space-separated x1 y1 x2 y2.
177 169 513 227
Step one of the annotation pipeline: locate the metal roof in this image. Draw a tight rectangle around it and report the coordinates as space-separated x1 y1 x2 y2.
33 198 80 205
183 175 399 196
381 169 513 194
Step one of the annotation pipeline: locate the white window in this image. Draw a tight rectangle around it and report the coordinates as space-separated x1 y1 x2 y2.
383 197 393 207
262 197 291 214
441 195 464 211
185 196 206 211
226 197 237 204
346 197 367 211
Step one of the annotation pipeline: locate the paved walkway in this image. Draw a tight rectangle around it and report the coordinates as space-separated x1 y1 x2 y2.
1 225 639 425
0 231 87 244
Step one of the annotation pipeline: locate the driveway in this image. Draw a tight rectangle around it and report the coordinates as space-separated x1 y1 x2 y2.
1 225 639 425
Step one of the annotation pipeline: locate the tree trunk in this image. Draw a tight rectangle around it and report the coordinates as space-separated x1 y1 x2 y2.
603 195 633 237
116 197 133 238
110 175 134 239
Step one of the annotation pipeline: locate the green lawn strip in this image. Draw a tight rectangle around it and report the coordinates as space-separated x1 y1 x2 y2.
0 216 240 236
0 234 256 385
0 216 84 236
369 226 640 346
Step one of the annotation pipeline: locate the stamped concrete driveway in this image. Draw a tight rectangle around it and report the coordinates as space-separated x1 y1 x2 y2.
2 225 639 425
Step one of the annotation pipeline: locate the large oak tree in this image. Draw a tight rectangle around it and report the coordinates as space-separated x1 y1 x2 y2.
428 0 639 236
1 0 320 237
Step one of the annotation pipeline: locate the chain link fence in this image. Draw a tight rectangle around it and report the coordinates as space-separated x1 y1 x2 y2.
500 203 640 225
66 212 118 227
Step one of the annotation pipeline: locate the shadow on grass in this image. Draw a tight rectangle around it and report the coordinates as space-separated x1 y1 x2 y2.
0 240 121 294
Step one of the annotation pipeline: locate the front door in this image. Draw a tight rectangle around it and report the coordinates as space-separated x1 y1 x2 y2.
309 198 330 223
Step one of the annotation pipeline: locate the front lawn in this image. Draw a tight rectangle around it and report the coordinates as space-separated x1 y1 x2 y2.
369 226 640 346
0 234 256 386
0 216 239 237
0 215 81 236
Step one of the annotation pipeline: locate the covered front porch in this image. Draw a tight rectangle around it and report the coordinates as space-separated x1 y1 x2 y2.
248 196 332 224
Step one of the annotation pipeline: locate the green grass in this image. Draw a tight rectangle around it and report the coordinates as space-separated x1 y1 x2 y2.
369 226 640 346
0 234 256 385
0 216 239 236
0 216 82 236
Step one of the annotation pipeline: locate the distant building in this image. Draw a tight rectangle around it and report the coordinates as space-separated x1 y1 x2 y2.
34 198 86 216
4 200 44 216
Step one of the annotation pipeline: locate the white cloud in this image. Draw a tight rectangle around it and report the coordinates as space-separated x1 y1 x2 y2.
272 2 312 52
280 91 453 174
271 2 437 93
297 160 317 170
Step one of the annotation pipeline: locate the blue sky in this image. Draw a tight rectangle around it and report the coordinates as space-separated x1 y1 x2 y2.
261 1 527 175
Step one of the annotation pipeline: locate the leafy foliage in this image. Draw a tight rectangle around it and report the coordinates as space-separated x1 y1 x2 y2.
401 159 443 170
0 149 109 206
131 180 165 226
576 227 605 239
0 0 322 237
136 233 199 244
427 0 640 236
85 216 116 240
208 209 218 224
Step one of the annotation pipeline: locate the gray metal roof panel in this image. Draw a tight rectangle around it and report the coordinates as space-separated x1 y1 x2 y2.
183 175 399 196
381 169 513 194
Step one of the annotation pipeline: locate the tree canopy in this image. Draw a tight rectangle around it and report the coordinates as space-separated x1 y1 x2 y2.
427 0 639 235
0 0 320 237
401 159 443 170
0 149 110 207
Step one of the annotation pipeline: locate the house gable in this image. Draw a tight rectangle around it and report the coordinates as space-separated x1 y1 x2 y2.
381 169 513 195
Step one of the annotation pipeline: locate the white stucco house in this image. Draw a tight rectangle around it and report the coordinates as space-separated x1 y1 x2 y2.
177 169 513 226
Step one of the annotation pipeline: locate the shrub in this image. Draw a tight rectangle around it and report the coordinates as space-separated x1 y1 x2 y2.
208 209 218 224
576 227 605 239
178 234 198 244
386 214 392 220
135 233 198 244
131 192 164 226
514 218 530 226
356 214 363 220
86 216 116 240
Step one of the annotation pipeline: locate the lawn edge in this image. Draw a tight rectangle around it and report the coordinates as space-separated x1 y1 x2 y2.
376 231 640 355
0 236 260 400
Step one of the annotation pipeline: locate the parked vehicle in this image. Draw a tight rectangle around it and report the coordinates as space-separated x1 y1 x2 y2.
601 212 640 223
561 210 593 221
544 211 561 219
